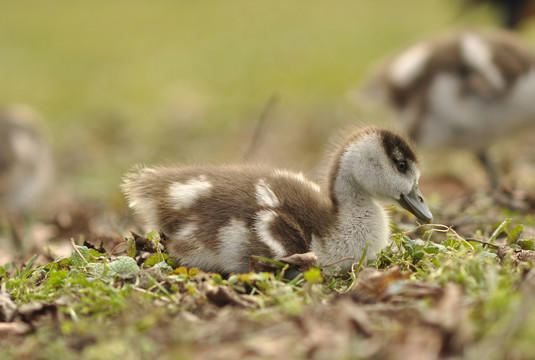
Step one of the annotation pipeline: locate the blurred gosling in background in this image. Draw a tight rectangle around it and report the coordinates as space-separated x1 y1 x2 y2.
363 29 535 188
0 105 53 248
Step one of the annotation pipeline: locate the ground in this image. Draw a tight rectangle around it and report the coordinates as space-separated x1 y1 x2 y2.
2 1 535 359
2 183 535 359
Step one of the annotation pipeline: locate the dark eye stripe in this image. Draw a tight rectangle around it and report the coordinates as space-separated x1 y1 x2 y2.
379 130 417 164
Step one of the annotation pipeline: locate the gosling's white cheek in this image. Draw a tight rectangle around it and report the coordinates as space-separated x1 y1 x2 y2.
402 176 414 191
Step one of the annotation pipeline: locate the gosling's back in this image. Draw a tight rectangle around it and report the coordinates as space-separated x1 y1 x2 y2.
122 166 333 273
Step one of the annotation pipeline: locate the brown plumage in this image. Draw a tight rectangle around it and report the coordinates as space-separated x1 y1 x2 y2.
122 127 432 274
364 29 535 187
0 105 53 214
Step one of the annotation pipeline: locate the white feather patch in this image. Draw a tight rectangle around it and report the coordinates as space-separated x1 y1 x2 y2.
255 209 286 258
168 176 213 210
255 179 280 207
218 218 251 273
274 169 321 193
177 222 198 240
128 197 159 231
389 43 431 87
460 33 504 91
172 222 219 271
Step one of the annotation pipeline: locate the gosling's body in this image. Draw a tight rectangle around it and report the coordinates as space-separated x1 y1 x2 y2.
0 105 53 214
122 127 432 274
364 29 535 186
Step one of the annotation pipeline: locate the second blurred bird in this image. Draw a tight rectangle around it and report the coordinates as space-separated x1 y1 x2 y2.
362 29 535 188
0 105 53 217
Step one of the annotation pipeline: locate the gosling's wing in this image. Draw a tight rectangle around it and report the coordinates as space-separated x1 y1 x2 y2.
122 166 331 273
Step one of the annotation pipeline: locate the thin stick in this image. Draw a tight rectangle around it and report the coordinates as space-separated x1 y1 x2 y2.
110 242 128 256
465 238 500 248
243 95 278 161
70 238 88 264
404 223 474 250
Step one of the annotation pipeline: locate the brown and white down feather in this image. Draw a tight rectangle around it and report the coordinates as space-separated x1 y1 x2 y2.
0 105 53 213
365 29 535 153
122 127 432 274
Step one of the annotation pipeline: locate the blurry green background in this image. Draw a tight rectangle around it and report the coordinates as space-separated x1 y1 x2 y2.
1 0 534 207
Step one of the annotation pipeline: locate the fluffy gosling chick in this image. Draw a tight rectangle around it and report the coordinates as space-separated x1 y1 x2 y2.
364 29 535 187
0 105 53 214
122 127 432 274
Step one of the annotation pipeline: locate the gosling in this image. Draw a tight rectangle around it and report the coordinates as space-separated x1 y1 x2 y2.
0 105 53 214
363 29 535 187
122 127 432 274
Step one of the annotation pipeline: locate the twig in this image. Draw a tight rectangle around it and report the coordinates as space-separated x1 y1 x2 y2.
145 273 172 297
403 223 474 250
243 95 278 161
110 242 128 256
133 287 171 301
465 238 500 248
70 238 88 264
338 261 360 294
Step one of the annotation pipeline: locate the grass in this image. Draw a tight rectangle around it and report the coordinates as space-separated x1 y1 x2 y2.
2 215 535 359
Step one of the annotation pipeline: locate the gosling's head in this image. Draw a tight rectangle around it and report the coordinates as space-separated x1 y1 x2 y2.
334 127 433 223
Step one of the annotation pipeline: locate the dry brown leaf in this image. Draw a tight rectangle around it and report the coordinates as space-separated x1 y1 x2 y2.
248 251 317 277
382 282 444 302
359 303 422 329
369 284 468 359
298 302 365 360
332 298 373 338
387 327 443 360
204 284 254 308
350 266 408 303
423 284 469 357
424 284 463 331
277 252 318 272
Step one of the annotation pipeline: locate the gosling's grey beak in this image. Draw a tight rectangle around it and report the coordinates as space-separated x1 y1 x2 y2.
398 185 433 223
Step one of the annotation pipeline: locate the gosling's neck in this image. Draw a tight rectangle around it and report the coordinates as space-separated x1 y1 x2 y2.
331 167 387 228
314 152 390 272
327 137 379 210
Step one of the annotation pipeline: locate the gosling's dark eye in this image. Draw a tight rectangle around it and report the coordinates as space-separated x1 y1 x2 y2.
396 160 407 173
